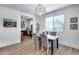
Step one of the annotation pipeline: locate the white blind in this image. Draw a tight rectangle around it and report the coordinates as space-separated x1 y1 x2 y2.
45 15 64 32
45 17 53 31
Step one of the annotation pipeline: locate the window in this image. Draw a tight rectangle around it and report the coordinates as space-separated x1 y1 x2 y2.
45 15 64 32
53 15 64 32
45 17 53 31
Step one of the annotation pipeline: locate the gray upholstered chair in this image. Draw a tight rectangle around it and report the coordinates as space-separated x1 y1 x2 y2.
32 33 39 51
50 32 56 36
40 34 51 54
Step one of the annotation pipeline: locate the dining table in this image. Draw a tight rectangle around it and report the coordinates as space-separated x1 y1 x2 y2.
47 34 58 55
37 34 59 55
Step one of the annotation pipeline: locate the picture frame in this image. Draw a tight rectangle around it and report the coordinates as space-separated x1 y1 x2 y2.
70 24 78 30
21 21 25 28
70 17 78 23
3 18 17 28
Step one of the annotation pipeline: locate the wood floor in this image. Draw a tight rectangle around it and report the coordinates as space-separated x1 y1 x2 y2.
0 36 79 55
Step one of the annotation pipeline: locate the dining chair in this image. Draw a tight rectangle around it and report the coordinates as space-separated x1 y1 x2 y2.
50 32 56 36
40 34 51 54
32 33 39 51
50 32 57 47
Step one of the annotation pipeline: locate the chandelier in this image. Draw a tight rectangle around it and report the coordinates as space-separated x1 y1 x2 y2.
34 4 46 33
34 4 46 18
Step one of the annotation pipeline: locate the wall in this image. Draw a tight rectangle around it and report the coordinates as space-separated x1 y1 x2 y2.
47 5 79 49
0 5 33 47
27 19 32 31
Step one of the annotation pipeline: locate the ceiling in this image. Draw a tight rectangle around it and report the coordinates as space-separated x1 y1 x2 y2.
0 4 71 15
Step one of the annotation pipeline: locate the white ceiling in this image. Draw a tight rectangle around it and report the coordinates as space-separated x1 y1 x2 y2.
0 4 71 15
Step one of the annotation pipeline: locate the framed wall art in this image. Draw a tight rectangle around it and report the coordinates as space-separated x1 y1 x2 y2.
3 18 17 28
70 17 78 23
70 17 78 30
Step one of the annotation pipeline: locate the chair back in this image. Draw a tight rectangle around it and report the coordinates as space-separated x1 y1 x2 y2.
32 33 38 45
50 32 56 36
40 34 48 48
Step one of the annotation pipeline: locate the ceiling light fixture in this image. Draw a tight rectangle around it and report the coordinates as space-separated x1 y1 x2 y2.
34 4 46 16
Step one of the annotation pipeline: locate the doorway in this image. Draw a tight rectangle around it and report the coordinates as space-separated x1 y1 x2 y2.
21 15 33 42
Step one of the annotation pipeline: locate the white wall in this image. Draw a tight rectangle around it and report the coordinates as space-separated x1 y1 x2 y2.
47 5 79 49
0 5 33 47
27 20 32 30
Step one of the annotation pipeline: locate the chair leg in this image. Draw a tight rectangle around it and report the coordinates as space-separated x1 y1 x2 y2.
37 43 39 52
33 44 36 54
47 47 49 55
42 45 43 52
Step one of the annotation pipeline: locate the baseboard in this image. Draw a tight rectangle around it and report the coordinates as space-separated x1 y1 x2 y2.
59 42 79 50
0 41 21 48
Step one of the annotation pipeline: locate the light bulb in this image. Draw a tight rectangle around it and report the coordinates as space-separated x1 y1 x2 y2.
38 12 42 15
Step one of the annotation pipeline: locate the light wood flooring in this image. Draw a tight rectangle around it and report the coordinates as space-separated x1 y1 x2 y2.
0 36 79 55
